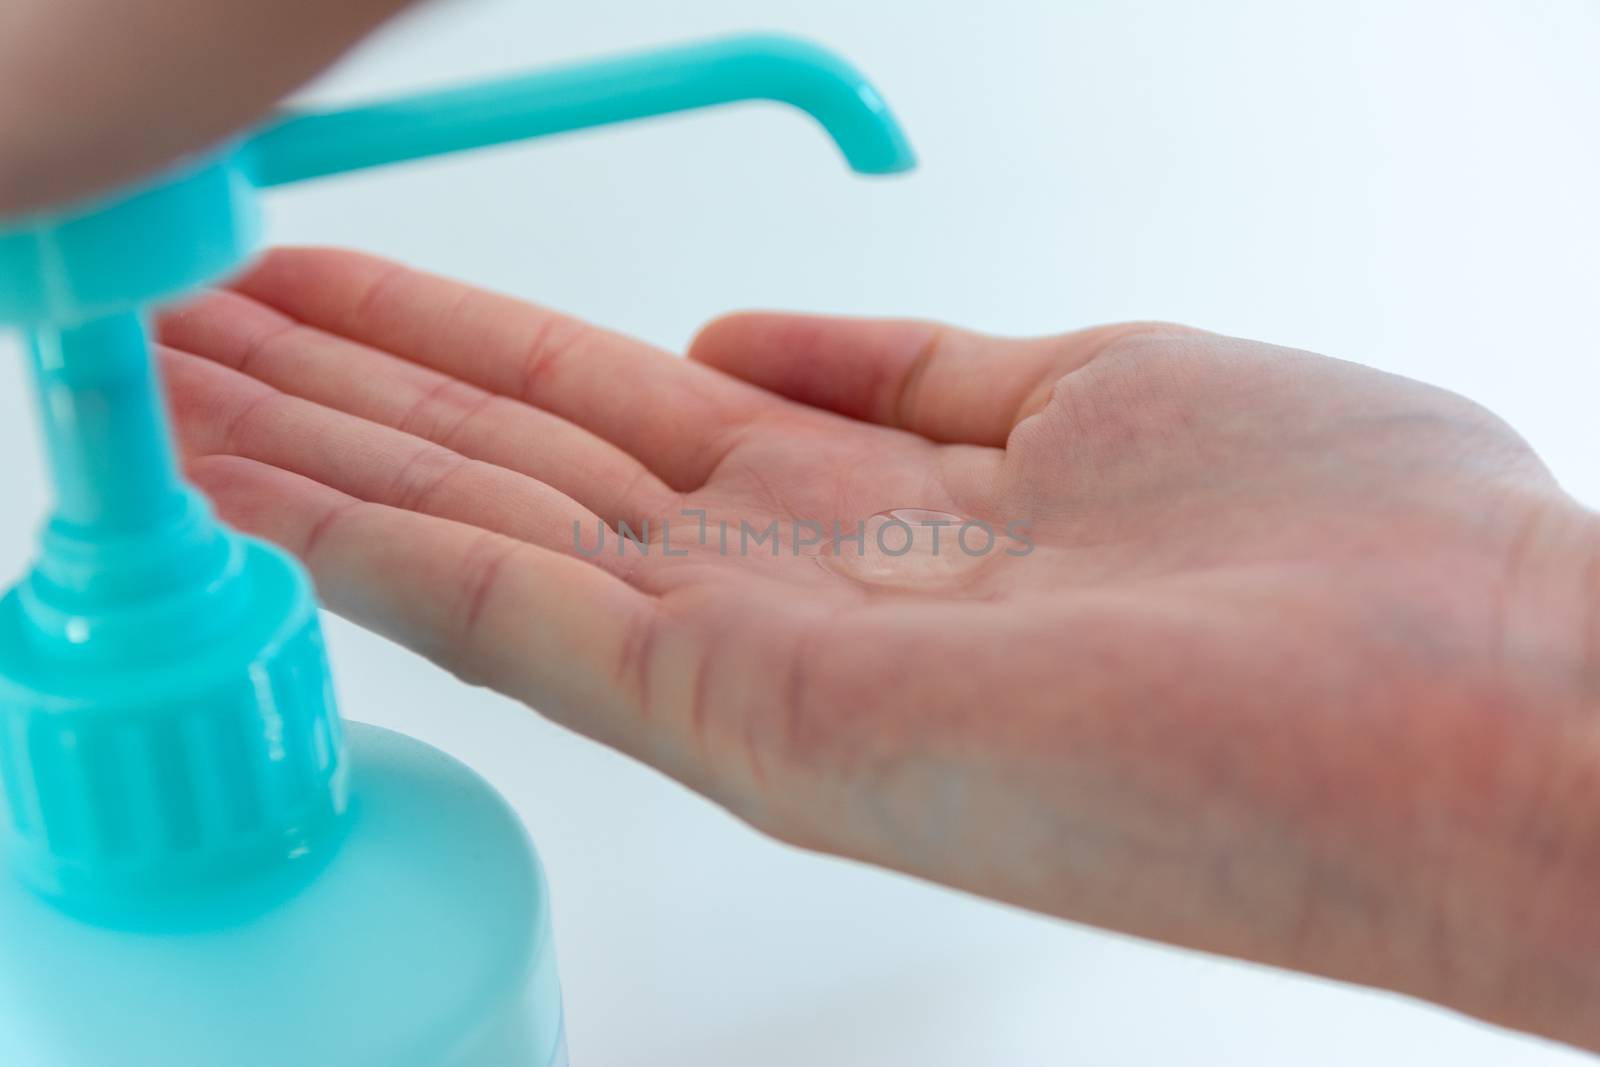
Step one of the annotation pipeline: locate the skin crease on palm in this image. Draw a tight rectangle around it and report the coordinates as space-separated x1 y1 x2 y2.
153 247 1600 1052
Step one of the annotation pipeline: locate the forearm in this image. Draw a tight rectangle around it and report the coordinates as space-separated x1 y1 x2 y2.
0 0 419 218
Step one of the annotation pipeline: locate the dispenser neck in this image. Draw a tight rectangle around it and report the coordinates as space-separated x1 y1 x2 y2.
28 311 188 533
19 310 236 646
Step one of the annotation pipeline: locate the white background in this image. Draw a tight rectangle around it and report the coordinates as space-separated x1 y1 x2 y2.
3 1 1598 1063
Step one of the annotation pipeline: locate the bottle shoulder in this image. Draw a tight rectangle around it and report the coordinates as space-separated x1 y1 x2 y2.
0 722 563 1067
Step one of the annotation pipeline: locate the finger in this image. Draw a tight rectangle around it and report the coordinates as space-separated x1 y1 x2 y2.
157 288 677 529
161 345 619 571
689 313 1165 448
0 0 419 215
187 454 673 763
228 246 784 490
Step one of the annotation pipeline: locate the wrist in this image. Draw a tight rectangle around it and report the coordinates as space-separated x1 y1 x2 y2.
1480 499 1600 1050
1583 509 1600 714
1497 497 1599 719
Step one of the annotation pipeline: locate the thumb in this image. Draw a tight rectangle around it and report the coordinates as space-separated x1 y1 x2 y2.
689 312 1164 448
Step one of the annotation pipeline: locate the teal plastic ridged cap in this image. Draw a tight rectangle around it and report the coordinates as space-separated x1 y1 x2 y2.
0 33 913 924
0 527 347 911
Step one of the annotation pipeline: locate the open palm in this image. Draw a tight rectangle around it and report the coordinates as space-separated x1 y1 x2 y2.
158 247 1599 1050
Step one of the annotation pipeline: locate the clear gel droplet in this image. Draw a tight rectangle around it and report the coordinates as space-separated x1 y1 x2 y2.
821 508 1004 589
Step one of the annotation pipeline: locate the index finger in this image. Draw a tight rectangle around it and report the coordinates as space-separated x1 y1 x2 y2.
0 0 418 215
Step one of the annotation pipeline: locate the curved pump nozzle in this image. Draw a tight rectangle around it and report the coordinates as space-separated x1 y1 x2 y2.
245 34 916 187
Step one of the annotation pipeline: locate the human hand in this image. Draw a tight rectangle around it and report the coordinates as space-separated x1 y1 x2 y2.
157 247 1600 1050
0 0 418 217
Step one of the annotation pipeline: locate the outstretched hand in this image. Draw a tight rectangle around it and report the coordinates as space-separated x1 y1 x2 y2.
158 248 1599 1050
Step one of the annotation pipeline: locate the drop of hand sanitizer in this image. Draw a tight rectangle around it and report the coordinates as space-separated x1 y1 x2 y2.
823 508 1002 589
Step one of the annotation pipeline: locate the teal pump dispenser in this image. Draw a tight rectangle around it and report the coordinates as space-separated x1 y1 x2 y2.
0 35 914 1067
